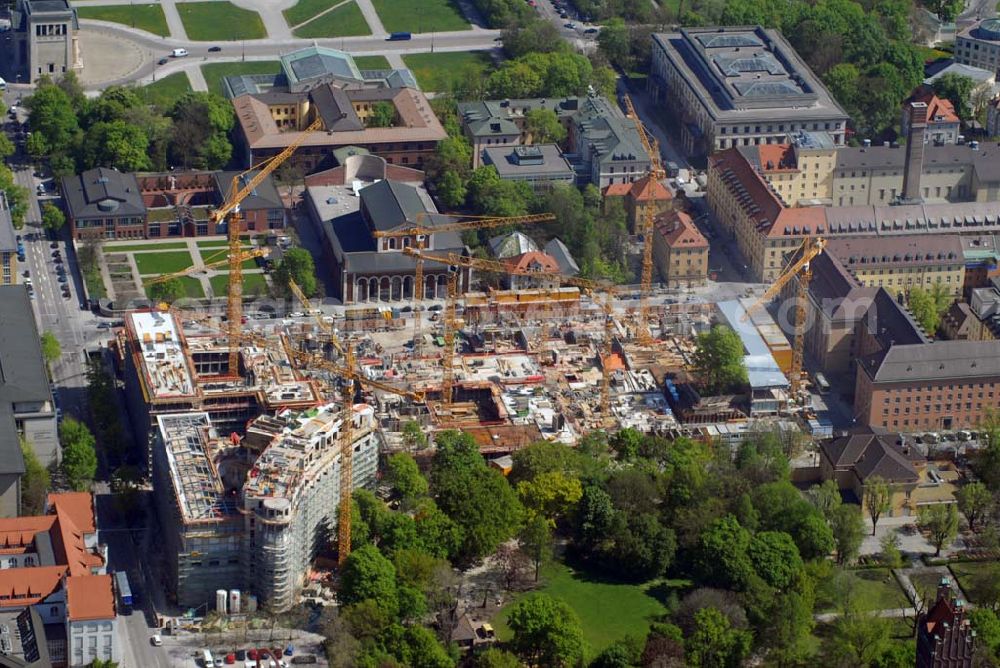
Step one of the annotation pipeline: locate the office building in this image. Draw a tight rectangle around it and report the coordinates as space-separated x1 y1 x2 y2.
955 18 1000 72
0 286 59 516
458 95 650 187
649 26 848 157
823 235 966 298
0 493 117 667
0 195 17 286
481 145 576 190
226 47 446 173
652 209 709 288
7 0 82 84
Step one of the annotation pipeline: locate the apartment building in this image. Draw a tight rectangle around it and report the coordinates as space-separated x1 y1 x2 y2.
652 209 709 288
854 339 1000 431
955 18 1000 72
0 493 117 667
649 26 848 157
457 94 650 187
901 88 960 145
153 404 378 610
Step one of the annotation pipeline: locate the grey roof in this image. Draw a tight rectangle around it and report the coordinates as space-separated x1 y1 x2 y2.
0 286 52 476
544 238 579 276
458 97 584 138
825 234 964 269
23 0 73 14
833 143 1000 182
310 85 364 132
572 96 647 167
865 289 930 348
61 168 145 220
482 144 575 180
924 62 997 86
860 340 1000 383
213 171 282 211
281 46 362 88
821 432 919 483
489 232 538 259
651 26 848 122
324 210 465 273
0 195 15 252
359 180 428 232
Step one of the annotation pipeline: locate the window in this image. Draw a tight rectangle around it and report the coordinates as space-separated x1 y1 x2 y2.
7 558 14 567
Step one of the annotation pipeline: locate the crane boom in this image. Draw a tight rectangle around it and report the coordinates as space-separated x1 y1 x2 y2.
404 248 617 423
144 249 268 286
215 116 324 376
287 278 344 354
745 237 826 316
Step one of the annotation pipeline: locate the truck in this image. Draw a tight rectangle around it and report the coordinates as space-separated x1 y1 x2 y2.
114 571 133 615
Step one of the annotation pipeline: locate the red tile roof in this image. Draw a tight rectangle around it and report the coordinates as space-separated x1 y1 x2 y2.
65 574 115 621
48 492 96 534
629 175 671 202
602 183 631 198
505 251 561 274
908 88 960 124
757 144 798 172
0 566 67 608
0 516 57 554
656 210 708 248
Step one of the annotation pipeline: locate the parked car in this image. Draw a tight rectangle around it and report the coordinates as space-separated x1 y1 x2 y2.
150 635 162 646
208 46 222 52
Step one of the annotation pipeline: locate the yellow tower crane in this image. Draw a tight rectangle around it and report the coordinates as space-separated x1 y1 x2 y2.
372 213 556 357
745 237 826 398
285 345 425 565
622 94 667 346
403 248 618 424
210 116 323 375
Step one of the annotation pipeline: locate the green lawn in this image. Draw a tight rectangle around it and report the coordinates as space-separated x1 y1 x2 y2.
491 562 674 658
209 272 268 297
133 250 195 275
143 72 193 109
106 241 190 252
949 561 998 605
815 568 910 613
371 0 469 32
282 0 335 25
354 55 391 70
83 266 107 300
401 51 492 92
914 44 952 63
177 2 267 41
176 276 206 298
77 3 169 36
196 239 254 250
294 1 371 38
201 61 281 96
910 570 950 606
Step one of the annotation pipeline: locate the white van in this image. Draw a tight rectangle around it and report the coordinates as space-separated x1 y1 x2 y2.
171 48 189 58
201 649 213 667
0 77 7 91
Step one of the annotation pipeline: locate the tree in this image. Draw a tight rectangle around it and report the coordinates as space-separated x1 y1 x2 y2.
609 427 642 460
864 476 893 535
694 515 754 590
41 203 66 233
19 438 50 515
365 101 396 128
831 593 892 666
692 325 748 394
591 639 642 668
907 285 951 335
167 92 234 169
969 564 1000 613
918 504 959 557
472 648 521 668
509 440 583 485
0 134 14 160
401 420 428 451
574 484 615 549
517 471 582 523
147 278 186 305
956 481 992 532
40 331 61 367
519 514 552 582
25 80 80 158
747 531 803 590
60 418 98 491
925 0 964 21
686 607 752 668
524 108 566 144
970 608 1000 658
77 119 151 171
430 431 523 563
274 247 318 298
386 453 428 502
831 503 865 565
339 545 399 615
932 74 976 120
880 530 904 569
807 479 843 521
506 593 585 667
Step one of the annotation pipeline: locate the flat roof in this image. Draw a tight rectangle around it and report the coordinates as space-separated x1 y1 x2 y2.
0 195 15 252
127 311 196 400
652 26 848 122
716 300 789 389
156 413 239 523
482 144 575 178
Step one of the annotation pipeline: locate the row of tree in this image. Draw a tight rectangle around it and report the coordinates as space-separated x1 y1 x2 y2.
0 135 28 228
25 74 235 177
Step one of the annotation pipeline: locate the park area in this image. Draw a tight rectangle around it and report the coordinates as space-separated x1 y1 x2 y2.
293 2 371 38
372 0 469 32
401 51 492 92
143 72 193 109
76 3 169 36
93 238 269 303
177 2 267 41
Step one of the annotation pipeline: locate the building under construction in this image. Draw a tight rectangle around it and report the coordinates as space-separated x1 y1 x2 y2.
152 403 378 610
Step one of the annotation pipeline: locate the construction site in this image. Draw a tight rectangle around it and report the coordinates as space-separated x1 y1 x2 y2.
111 93 828 614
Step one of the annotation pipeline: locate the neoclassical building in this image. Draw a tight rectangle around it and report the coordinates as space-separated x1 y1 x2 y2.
305 159 470 303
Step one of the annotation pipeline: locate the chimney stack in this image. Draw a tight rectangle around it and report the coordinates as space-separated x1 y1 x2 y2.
902 101 928 203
